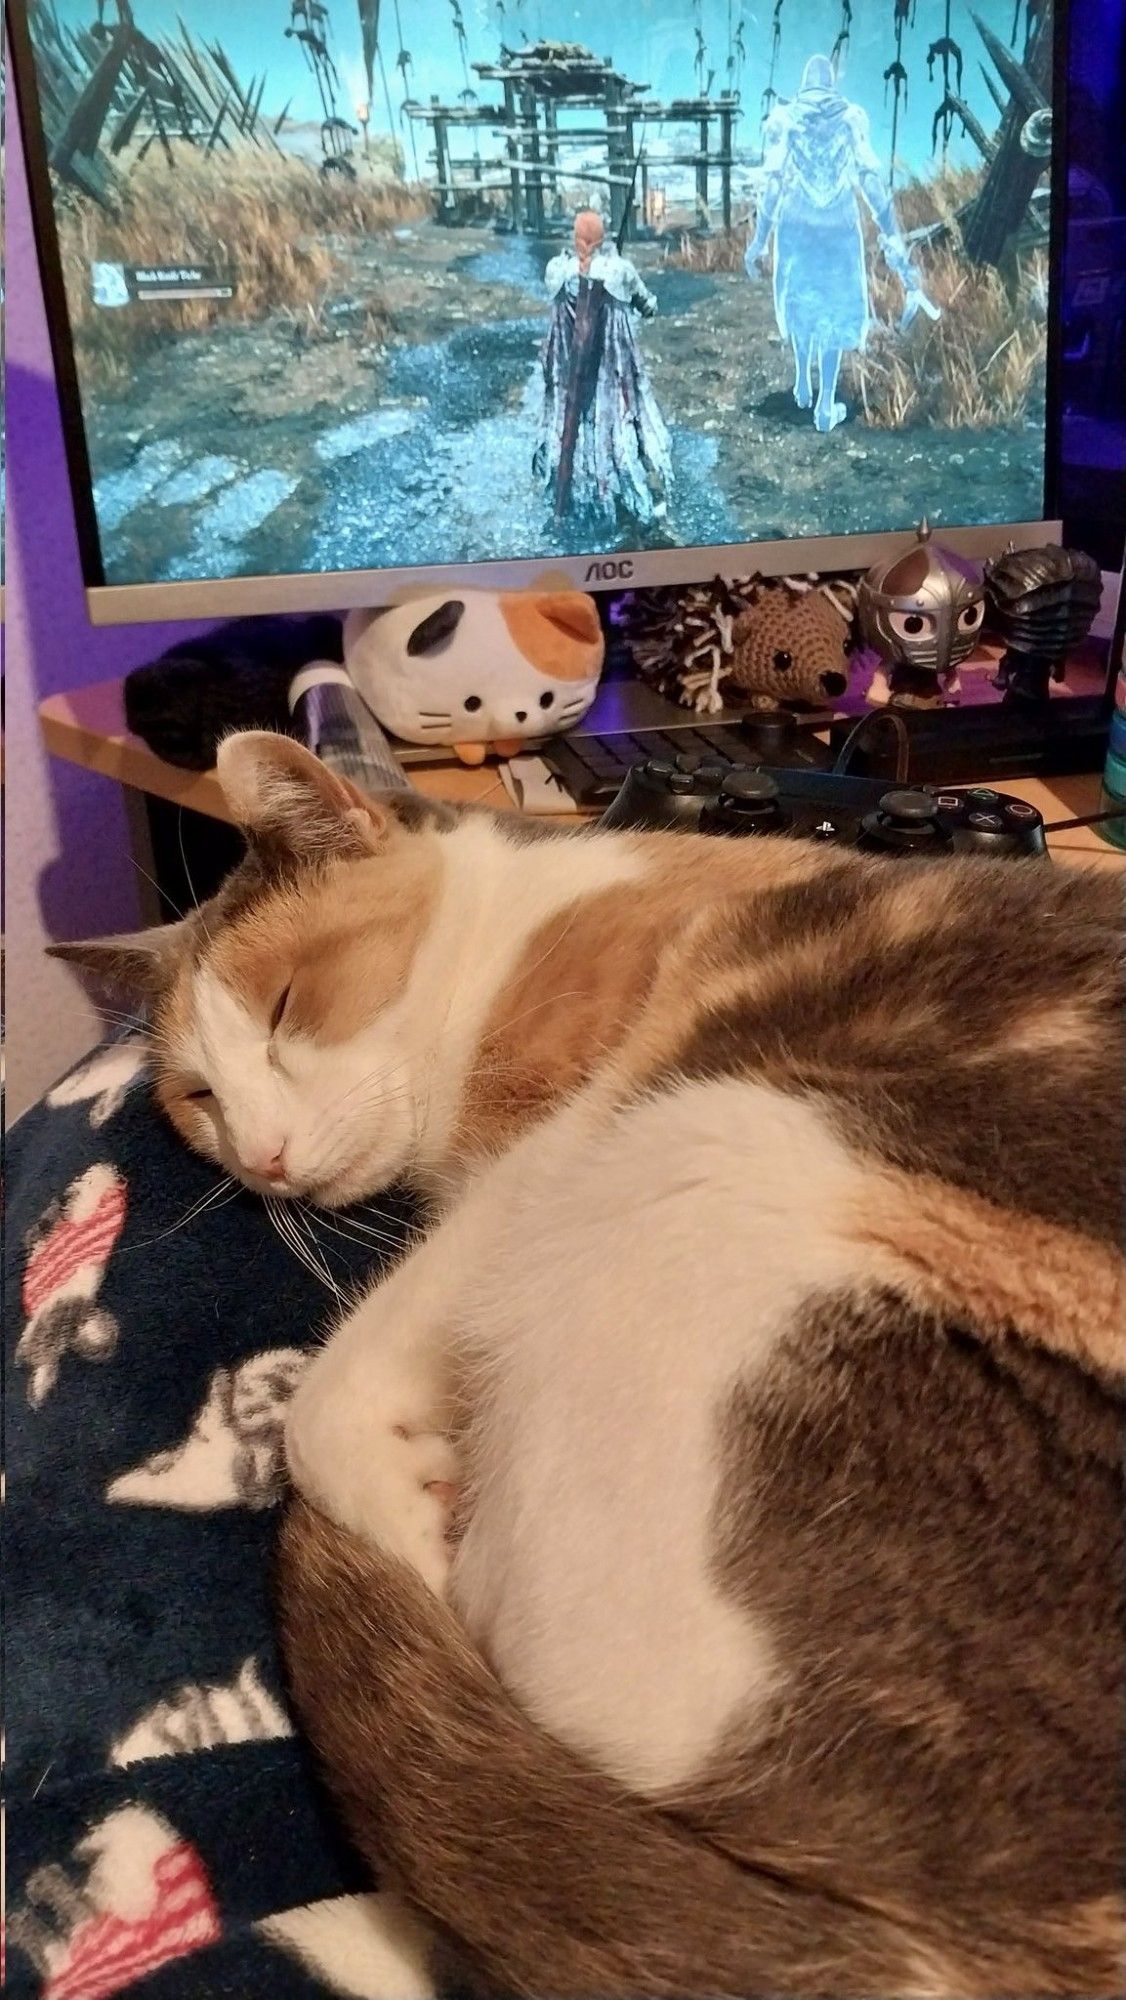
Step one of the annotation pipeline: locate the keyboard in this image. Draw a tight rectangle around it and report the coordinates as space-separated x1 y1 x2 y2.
540 718 832 809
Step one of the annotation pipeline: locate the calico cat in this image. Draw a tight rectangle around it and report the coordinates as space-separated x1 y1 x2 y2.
58 732 1125 1998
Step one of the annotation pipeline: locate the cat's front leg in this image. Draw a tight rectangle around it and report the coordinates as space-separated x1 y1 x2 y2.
287 1117 576 1590
285 1280 459 1598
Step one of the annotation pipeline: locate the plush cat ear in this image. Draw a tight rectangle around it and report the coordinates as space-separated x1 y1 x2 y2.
216 731 389 862
535 593 603 647
499 592 605 679
48 925 186 996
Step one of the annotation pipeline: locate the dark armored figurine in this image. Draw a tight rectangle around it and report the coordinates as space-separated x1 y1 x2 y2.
985 545 1103 704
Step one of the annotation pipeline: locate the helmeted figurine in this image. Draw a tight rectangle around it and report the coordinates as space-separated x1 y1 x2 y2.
745 53 939 434
535 209 672 526
859 521 985 708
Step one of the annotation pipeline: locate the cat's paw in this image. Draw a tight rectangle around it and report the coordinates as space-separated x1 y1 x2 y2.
285 1358 458 1596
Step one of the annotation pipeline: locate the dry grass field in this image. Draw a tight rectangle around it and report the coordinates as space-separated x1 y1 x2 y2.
58 150 431 386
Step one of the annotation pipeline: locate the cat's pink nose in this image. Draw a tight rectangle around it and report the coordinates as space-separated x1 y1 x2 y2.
249 1146 288 1184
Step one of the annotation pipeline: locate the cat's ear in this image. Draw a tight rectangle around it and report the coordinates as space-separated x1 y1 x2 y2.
216 731 389 863
48 925 185 996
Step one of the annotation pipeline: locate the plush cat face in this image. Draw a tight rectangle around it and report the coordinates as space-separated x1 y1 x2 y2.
343 589 604 752
55 737 454 1209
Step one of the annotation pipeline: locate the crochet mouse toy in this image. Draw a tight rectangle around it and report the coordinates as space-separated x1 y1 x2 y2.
726 580 854 711
343 588 605 765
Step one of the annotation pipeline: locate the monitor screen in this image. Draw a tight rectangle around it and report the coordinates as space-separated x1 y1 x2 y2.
14 1 1064 618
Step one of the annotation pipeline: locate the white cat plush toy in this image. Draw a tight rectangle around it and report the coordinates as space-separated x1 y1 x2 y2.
343 588 605 766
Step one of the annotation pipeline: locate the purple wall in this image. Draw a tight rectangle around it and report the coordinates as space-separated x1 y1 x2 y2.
7 94 218 941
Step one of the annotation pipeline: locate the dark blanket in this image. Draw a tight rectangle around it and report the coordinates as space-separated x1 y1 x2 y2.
5 1042 427 1998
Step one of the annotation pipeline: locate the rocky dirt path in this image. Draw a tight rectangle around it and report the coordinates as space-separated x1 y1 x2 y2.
83 220 1043 587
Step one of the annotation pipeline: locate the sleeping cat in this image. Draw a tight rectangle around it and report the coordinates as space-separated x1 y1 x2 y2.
59 732 1125 1998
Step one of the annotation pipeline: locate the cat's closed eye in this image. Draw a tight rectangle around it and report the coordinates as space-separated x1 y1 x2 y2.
270 984 293 1035
184 1086 214 1104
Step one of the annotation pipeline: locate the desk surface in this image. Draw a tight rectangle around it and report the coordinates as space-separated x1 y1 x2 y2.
40 676 1124 871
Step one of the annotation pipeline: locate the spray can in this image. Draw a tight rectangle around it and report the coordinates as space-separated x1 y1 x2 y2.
287 664 412 795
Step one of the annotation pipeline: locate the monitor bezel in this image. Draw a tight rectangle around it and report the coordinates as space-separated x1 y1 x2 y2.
10 0 1071 626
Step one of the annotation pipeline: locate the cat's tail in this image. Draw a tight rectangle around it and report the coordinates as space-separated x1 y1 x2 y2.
275 1498 972 1999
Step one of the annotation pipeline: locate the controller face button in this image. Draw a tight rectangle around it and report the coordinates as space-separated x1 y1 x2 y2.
935 792 963 809
968 811 1005 831
967 787 1000 805
1005 801 1040 821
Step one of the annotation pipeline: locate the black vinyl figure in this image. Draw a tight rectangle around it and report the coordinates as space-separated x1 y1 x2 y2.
984 546 1103 706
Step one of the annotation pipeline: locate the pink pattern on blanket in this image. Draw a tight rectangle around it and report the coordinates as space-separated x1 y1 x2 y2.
43 1842 220 2000
23 1174 127 1319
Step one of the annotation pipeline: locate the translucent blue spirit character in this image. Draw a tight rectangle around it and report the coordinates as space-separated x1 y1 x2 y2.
745 54 939 434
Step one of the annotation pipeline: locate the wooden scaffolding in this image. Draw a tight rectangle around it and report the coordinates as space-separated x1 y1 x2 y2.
405 40 739 237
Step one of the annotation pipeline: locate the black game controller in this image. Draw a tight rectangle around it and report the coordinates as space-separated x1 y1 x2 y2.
598 758 1048 859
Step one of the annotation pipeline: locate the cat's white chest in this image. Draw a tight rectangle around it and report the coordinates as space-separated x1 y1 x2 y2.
449 1078 875 1796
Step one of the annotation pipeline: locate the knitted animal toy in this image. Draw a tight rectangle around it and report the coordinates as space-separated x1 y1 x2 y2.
726 580 854 711
616 574 857 714
343 588 605 765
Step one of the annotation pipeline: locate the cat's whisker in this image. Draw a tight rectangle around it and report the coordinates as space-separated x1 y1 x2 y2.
479 990 591 1045
478 902 584 1023
266 1198 343 1303
130 856 186 923
177 805 213 945
297 1203 406 1262
122 1176 240 1255
327 1211 407 1251
97 1014 152 1041
292 1208 347 1302
334 1054 418 1113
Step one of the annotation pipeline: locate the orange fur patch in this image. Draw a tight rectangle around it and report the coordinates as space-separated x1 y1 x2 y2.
451 833 826 1164
858 1169 1126 1377
499 593 604 680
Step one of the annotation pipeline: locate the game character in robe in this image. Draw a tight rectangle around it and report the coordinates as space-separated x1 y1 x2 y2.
535 210 672 526
745 53 939 434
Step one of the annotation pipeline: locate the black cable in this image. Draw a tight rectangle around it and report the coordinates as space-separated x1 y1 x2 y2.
1041 804 1126 833
831 709 910 783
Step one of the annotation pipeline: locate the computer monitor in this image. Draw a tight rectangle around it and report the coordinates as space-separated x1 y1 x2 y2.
12 0 1067 625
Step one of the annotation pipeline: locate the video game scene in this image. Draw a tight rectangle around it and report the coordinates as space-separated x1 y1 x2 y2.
25 0 1060 587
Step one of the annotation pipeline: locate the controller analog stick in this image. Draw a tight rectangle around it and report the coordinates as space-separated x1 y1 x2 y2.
722 771 781 805
701 769 789 837
740 712 798 760
860 787 948 854
878 788 939 824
